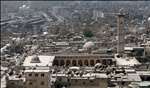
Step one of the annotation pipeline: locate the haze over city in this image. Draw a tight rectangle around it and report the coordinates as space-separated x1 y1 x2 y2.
1 1 150 88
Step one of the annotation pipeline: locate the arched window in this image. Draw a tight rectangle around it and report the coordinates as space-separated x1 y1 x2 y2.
84 60 88 66
108 59 113 65
72 60 77 66
102 60 106 65
78 60 83 66
96 59 101 63
141 77 145 81
146 77 150 81
53 60 59 66
66 60 71 66
60 60 65 66
90 60 94 66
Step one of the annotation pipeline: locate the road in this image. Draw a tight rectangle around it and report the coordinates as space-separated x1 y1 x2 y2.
40 11 53 22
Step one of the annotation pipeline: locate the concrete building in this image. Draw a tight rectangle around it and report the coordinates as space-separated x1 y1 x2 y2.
98 24 111 37
6 74 25 88
25 70 49 88
93 10 104 19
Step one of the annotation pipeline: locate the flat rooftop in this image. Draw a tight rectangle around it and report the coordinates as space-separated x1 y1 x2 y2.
128 74 141 82
139 81 150 86
115 56 141 66
25 70 49 73
8 75 25 81
51 73 109 79
23 55 55 67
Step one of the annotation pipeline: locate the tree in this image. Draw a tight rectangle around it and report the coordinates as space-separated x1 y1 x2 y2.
83 29 93 37
136 50 143 56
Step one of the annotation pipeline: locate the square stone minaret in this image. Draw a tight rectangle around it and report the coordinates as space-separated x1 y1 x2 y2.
117 9 125 55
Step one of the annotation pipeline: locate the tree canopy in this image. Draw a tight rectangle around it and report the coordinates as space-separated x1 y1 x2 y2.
83 29 93 37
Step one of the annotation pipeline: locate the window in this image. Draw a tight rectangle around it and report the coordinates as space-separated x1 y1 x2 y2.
29 74 32 77
67 79 70 82
41 74 44 77
35 74 38 77
11 82 14 85
29 81 32 85
41 81 44 85
59 78 61 81
90 80 93 82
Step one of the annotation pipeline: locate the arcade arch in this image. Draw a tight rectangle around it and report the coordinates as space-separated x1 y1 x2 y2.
66 60 71 66
72 60 77 66
146 77 150 81
90 60 94 66
54 60 59 66
102 60 107 65
78 60 83 66
141 77 145 81
96 59 101 63
60 60 65 66
84 60 88 66
108 59 113 65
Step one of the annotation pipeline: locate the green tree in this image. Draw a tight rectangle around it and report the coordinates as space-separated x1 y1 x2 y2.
83 29 93 37
136 50 143 56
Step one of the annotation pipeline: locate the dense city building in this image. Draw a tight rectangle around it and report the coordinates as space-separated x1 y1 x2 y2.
1 1 150 88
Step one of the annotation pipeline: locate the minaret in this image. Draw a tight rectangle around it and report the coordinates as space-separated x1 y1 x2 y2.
27 0 31 8
117 9 125 55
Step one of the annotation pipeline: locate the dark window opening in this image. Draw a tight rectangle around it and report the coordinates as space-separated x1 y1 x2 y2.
41 74 44 77
68 79 70 82
59 79 61 81
35 74 38 76
11 82 14 85
29 74 32 76
41 81 44 85
90 80 93 82
29 81 32 85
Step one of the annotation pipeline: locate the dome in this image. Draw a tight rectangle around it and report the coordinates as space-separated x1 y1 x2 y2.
12 38 16 41
73 36 82 41
16 38 21 41
30 55 41 63
19 5 30 11
22 5 26 7
6 44 11 48
83 41 95 48
73 36 82 39
119 8 125 15
26 38 31 41
43 32 48 35
32 39 37 43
